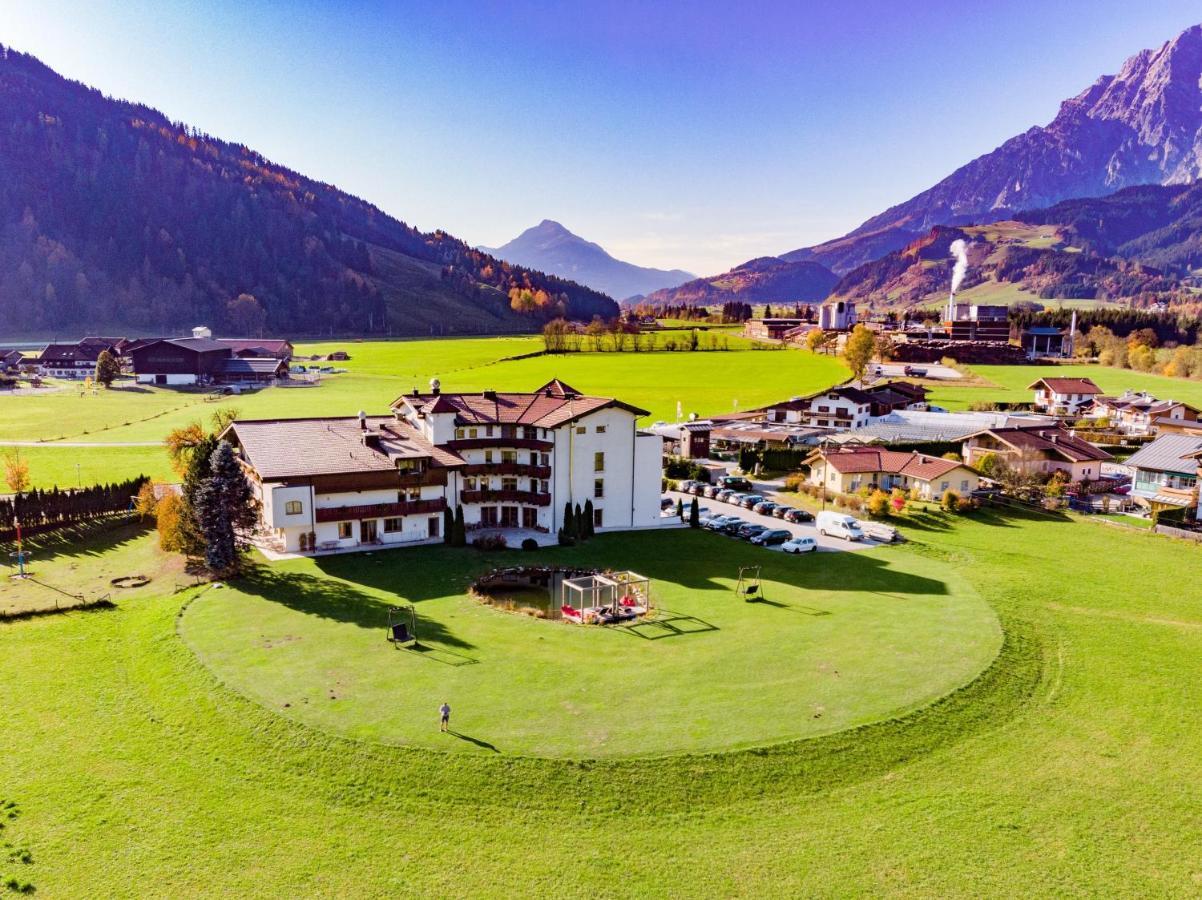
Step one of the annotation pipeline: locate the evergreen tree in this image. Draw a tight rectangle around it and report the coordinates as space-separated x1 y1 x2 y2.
689 496 700 528
94 349 120 387
575 502 585 541
584 499 595 538
192 440 256 576
676 497 684 519
179 434 218 556
563 502 574 541
442 507 453 544
453 505 466 547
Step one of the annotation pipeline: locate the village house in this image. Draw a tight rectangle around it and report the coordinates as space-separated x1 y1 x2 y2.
1089 390 1200 436
223 379 664 554
35 336 129 379
961 424 1113 482
1123 434 1202 515
1028 376 1102 416
128 337 289 385
758 386 873 430
0 350 25 373
804 445 979 501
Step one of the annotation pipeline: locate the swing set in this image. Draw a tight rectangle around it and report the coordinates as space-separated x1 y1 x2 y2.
734 565 762 602
386 605 418 647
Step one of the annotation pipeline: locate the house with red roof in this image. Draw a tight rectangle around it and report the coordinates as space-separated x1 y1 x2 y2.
961 424 1113 483
222 379 664 553
803 445 979 502
1028 376 1102 415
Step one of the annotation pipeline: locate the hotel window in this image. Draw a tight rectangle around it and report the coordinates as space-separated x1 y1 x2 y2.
595 425 607 434
284 500 302 515
538 480 548 494
576 426 586 435
486 425 494 436
464 477 478 491
501 450 517 464
454 427 465 439
593 508 603 528
484 450 495 463
594 451 605 472
501 477 518 491
383 517 403 533
540 453 550 466
594 478 604 498
337 522 352 540
468 427 479 439
523 426 537 439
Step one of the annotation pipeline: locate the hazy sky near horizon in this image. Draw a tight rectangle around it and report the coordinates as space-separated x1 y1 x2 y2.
4 1 1201 275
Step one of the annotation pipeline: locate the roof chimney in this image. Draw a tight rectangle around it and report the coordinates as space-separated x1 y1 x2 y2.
358 410 367 431
483 389 497 401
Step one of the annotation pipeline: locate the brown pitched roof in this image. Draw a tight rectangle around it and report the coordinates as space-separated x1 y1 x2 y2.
970 425 1113 463
392 382 649 427
810 446 969 481
225 416 464 480
1028 377 1101 395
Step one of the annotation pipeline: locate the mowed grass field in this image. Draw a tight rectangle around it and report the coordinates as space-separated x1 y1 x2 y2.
4 336 847 488
927 362 1202 411
181 530 999 757
4 510 1202 893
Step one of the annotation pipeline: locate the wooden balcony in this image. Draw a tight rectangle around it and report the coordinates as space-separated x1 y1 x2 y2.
447 437 553 452
460 489 552 507
314 497 446 523
462 462 551 479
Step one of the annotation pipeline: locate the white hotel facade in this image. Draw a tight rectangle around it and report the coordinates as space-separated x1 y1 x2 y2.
223 380 664 553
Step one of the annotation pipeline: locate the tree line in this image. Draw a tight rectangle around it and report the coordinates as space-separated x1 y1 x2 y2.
0 476 148 539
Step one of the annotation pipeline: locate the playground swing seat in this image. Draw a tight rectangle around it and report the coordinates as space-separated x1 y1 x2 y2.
387 606 418 647
735 566 763 603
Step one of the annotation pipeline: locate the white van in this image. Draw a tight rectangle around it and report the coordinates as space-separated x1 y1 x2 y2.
816 511 864 542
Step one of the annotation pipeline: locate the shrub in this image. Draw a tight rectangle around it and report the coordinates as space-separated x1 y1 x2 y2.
839 495 864 513
520 538 539 551
940 490 960 512
890 488 908 515
866 489 891 518
783 472 807 493
557 528 575 547
955 496 978 513
472 534 508 551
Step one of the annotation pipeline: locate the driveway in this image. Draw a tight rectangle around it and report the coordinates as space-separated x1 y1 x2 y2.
871 362 963 380
662 489 887 553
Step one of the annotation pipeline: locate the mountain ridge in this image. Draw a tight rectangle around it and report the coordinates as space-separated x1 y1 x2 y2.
481 219 693 300
784 23 1202 274
640 255 837 308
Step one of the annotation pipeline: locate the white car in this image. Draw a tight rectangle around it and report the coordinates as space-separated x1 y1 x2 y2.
781 536 817 554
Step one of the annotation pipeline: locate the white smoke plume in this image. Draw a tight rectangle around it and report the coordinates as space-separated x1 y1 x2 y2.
949 239 968 299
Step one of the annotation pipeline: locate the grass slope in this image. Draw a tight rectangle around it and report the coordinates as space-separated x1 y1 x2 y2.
180 531 998 757
4 510 1202 893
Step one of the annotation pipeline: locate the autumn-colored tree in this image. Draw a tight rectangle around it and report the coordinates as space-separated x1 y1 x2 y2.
134 481 159 520
509 287 537 314
94 349 121 387
542 318 572 353
165 421 209 477
842 324 877 383
2 449 30 494
805 329 829 353
210 407 241 436
226 293 267 336
866 489 891 518
155 493 189 552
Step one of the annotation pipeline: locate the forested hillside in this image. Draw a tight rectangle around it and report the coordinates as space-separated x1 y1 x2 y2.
0 47 617 336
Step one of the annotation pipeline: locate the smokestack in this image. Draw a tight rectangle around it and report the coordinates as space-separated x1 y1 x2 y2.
1068 309 1077 358
948 239 968 321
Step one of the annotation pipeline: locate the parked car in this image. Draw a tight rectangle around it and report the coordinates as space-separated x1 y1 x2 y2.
690 483 708 496
704 515 740 531
753 501 779 516
781 536 818 554
751 528 792 546
858 520 898 543
735 523 769 540
661 497 677 510
719 476 752 491
783 508 814 524
717 518 749 535
677 480 698 493
739 494 766 509
903 365 928 377
816 511 864 542
703 485 720 499
771 505 791 519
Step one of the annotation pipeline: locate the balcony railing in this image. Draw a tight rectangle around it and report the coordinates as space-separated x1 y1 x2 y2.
447 437 553 452
314 497 446 523
460 489 551 507
462 462 551 479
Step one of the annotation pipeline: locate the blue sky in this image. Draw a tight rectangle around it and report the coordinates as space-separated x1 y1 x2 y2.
4 1 1201 275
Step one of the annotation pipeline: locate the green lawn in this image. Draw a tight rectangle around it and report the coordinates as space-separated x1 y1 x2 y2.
180 532 998 757
7 337 847 488
928 362 1202 411
4 510 1202 893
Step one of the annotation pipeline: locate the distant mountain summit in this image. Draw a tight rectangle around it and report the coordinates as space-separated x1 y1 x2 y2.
481 220 692 300
786 23 1202 273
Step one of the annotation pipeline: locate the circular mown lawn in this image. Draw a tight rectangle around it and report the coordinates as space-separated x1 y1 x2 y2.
179 529 1001 758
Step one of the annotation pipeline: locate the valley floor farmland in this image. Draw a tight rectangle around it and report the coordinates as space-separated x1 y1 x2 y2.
4 337 848 489
3 510 1202 894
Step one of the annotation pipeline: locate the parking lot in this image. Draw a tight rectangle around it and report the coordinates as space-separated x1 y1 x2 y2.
662 488 889 553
